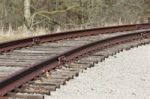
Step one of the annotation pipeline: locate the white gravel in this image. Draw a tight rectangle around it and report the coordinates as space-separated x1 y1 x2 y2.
45 44 150 99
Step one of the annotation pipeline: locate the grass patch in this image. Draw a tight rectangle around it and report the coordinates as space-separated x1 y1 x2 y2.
0 27 50 43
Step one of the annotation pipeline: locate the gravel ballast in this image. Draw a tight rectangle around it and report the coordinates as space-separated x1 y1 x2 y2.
45 44 150 99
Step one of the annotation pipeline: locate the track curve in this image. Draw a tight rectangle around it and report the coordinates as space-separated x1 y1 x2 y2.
0 24 150 98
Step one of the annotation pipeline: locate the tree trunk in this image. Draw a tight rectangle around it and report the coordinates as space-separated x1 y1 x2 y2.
24 0 31 28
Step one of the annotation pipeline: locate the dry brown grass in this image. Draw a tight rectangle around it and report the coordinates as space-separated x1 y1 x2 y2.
0 27 50 43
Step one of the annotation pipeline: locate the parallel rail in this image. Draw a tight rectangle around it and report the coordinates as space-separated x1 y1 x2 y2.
0 23 150 98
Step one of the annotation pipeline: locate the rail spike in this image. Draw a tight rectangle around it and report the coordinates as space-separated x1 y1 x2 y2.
32 38 41 45
58 56 68 64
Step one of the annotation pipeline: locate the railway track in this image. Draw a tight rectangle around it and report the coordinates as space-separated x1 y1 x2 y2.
0 23 150 99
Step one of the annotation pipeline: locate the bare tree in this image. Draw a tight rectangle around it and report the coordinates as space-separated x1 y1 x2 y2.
0 0 148 30
24 0 31 28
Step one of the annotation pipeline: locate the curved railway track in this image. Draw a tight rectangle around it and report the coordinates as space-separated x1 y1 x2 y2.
0 23 150 99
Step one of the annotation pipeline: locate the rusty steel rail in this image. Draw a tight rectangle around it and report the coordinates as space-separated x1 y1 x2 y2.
0 23 150 53
0 29 150 96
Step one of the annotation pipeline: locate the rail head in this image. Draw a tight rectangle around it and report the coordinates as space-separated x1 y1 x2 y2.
0 30 150 96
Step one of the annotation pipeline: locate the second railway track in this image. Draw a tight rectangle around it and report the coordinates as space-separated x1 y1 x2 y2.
0 23 150 99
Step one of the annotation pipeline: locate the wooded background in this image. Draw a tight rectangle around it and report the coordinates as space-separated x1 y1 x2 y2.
0 0 149 31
